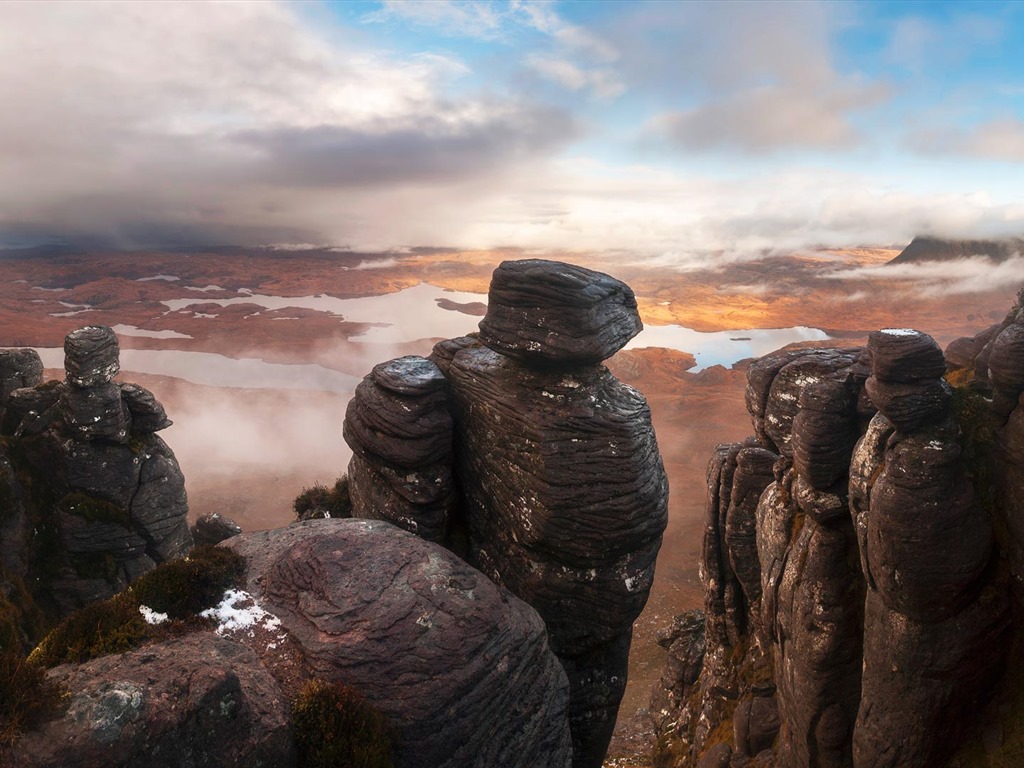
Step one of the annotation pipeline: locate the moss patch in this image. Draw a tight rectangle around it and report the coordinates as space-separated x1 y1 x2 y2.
56 491 130 528
30 545 246 668
292 679 397 768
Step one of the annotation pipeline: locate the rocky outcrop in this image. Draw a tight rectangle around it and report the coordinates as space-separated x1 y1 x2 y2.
0 326 192 621
654 305 1022 767
225 518 574 768
340 259 669 768
0 349 43 406
343 356 456 543
9 633 293 768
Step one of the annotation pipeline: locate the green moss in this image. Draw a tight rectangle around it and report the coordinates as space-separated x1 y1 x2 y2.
0 651 63 747
294 475 352 522
56 491 130 528
30 545 246 668
292 679 397 768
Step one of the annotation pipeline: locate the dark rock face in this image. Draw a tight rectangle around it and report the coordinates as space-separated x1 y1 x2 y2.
191 513 243 546
0 349 43 403
444 346 667 768
0 327 191 621
226 519 574 768
10 634 294 768
340 260 668 768
477 259 642 367
989 321 1024 418
655 307 1021 768
343 356 456 543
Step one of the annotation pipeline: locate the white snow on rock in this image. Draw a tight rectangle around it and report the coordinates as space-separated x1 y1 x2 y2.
200 589 283 638
880 328 920 337
139 605 169 625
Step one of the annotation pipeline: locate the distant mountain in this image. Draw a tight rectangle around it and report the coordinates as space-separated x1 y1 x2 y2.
890 235 1024 264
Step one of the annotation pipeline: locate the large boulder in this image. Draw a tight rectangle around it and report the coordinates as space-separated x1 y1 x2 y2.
225 519 574 768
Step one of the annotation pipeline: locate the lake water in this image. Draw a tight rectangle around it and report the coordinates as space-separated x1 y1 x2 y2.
625 325 829 370
162 283 488 344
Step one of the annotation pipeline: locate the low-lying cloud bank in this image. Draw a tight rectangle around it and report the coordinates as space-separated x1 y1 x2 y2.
824 254 1024 297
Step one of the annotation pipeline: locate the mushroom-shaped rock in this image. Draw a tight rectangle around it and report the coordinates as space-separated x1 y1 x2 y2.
343 356 456 543
225 519 574 768
477 259 642 367
11 634 294 768
63 325 120 388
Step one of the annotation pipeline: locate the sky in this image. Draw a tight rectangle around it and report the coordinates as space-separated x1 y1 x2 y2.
2 0 1024 260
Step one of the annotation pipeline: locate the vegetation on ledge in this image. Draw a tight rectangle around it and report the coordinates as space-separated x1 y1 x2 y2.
29 545 245 668
292 679 397 768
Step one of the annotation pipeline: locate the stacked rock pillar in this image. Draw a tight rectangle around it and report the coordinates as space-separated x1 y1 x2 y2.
851 329 1010 768
436 260 669 768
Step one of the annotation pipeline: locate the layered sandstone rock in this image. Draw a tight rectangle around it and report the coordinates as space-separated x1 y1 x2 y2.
655 309 1021 768
342 259 668 768
226 519 574 768
0 326 192 620
343 356 456 543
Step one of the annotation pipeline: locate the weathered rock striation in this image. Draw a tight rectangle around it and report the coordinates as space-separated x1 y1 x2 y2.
651 300 1024 768
0 326 192 621
341 259 669 768
225 518 574 768
343 356 457 543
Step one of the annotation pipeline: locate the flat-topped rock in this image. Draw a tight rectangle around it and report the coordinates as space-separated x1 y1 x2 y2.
478 259 642 367
868 329 946 383
63 325 120 388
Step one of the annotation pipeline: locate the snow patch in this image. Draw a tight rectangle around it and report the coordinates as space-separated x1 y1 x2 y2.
200 589 282 637
880 328 919 337
139 605 169 625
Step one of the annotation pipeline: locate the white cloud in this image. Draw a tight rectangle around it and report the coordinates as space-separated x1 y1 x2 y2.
913 118 1024 163
824 255 1024 296
525 55 624 100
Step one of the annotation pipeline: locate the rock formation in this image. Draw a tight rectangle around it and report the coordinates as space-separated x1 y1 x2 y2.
343 356 456 543
343 259 669 768
0 326 192 620
651 302 1024 767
